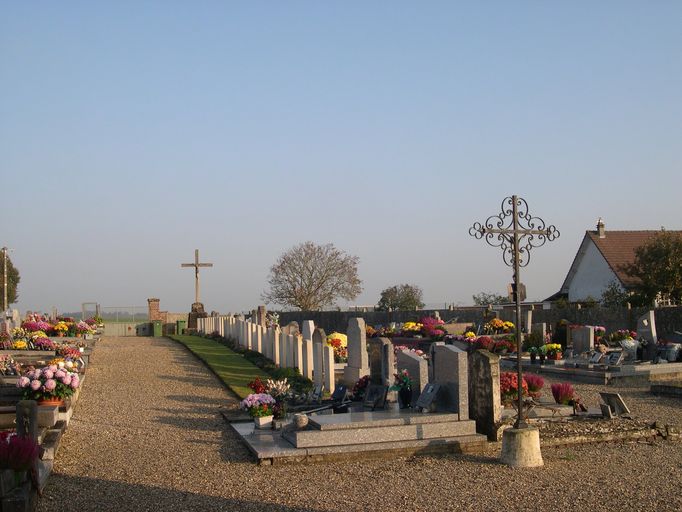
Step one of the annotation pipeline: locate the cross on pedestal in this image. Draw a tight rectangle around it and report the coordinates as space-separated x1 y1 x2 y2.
181 249 213 305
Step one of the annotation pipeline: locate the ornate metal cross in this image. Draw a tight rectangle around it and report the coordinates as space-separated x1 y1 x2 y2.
181 249 213 305
469 196 559 428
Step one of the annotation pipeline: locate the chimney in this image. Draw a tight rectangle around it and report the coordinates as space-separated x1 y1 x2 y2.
597 218 605 238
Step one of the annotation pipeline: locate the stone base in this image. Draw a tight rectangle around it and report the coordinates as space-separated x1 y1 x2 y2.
500 427 543 468
343 366 369 387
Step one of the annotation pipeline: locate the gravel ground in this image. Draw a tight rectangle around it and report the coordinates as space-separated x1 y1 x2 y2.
38 337 682 512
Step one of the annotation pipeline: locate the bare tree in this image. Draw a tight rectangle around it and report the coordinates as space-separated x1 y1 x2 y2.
262 241 362 311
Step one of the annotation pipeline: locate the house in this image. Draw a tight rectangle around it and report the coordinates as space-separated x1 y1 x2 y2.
557 220 680 303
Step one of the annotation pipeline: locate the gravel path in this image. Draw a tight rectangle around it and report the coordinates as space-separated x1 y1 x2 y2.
38 337 682 512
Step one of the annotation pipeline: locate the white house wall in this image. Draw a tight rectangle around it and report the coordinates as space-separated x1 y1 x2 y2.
568 240 621 301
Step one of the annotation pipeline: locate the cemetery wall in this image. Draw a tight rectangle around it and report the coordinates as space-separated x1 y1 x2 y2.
279 306 682 337
278 308 486 334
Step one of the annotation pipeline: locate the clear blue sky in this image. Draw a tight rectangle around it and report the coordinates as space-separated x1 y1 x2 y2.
2 1 681 314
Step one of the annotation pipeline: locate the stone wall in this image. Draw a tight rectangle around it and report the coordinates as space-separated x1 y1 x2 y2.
278 308 486 334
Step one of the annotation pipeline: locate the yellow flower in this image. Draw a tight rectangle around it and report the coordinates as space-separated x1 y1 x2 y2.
326 332 347 347
12 340 28 350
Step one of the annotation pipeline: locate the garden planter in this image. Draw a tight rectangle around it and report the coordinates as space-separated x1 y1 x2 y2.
253 415 273 429
37 398 64 407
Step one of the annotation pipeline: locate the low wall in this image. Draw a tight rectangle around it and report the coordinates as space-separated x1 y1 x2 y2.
278 306 682 338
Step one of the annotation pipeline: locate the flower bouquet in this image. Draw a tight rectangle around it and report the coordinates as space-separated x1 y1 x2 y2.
326 332 348 363
240 393 277 428
0 431 40 489
53 322 69 336
544 343 563 360
389 369 413 408
499 371 528 404
17 364 80 404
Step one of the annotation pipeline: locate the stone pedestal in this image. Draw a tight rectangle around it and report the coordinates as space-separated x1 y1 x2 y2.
188 302 208 329
500 427 543 468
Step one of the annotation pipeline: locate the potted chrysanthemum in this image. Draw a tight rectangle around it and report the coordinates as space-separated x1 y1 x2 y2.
16 364 80 406
240 393 277 428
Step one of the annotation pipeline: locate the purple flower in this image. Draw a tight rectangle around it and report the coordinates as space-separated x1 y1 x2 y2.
43 369 54 379
62 375 72 386
48 365 58 373
44 379 57 391
17 376 30 388
70 377 79 389
55 370 66 379
30 380 41 391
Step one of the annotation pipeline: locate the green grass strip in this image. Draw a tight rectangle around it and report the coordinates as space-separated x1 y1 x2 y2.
168 334 269 399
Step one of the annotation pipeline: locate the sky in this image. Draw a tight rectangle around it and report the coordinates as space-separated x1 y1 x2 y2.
2 1 681 315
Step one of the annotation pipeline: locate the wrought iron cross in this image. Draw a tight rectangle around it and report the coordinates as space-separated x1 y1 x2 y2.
469 196 559 428
181 249 213 305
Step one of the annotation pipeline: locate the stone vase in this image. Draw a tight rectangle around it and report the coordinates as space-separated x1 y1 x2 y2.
398 387 412 409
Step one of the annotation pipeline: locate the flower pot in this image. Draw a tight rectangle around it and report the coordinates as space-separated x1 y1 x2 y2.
253 415 273 429
549 353 562 360
37 397 64 407
398 387 412 409
539 355 546 365
530 354 537 364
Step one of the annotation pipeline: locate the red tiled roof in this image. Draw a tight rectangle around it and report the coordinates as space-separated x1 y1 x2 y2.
587 230 681 287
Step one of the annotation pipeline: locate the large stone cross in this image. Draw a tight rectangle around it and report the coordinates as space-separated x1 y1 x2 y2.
181 249 213 305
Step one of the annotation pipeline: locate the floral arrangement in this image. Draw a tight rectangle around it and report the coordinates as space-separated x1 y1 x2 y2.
265 312 280 329
351 375 370 399
594 326 606 338
464 335 515 354
400 322 423 336
58 346 82 359
53 322 69 334
524 374 544 399
11 340 28 350
239 393 277 417
265 378 290 399
0 355 20 376
367 325 397 338
247 377 267 393
393 345 426 359
389 369 412 391
21 320 52 333
17 364 80 401
326 332 348 363
544 343 563 357
75 321 94 335
10 327 28 341
484 318 515 335
499 372 528 403
420 316 446 340
550 382 575 405
0 431 40 473
32 338 57 351
609 329 637 343
464 331 476 340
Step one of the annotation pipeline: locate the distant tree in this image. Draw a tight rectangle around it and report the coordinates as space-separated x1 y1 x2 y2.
376 284 425 311
622 229 682 305
0 251 20 305
472 291 506 306
262 241 362 311
600 280 630 308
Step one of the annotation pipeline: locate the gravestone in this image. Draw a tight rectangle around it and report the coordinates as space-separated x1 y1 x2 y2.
343 318 370 387
256 305 267 328
415 383 440 411
524 310 533 332
16 400 38 440
432 344 468 419
428 342 445 382
531 323 546 338
637 311 658 361
301 320 315 341
467 349 501 440
397 350 428 405
572 326 594 354
589 352 604 364
312 328 326 387
282 321 300 336
368 337 395 389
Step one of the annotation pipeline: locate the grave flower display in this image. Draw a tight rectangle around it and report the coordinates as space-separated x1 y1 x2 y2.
17 364 80 404
240 393 277 428
499 371 528 404
0 355 20 376
544 343 563 360
524 374 544 399
550 382 575 405
419 316 446 340
326 332 348 363
75 321 94 335
389 369 413 409
351 375 370 400
265 378 290 420
0 431 40 488
484 318 515 335
608 329 637 343
53 322 69 336
32 337 56 351
400 321 423 337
